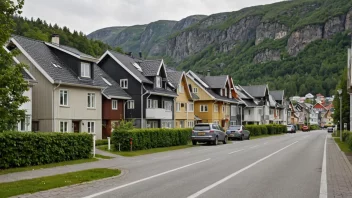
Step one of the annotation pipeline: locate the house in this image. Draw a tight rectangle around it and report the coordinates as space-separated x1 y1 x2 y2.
234 86 261 125
240 85 270 124
316 93 325 104
7 35 126 139
270 90 287 125
310 110 319 125
186 70 240 129
97 51 177 128
167 69 195 128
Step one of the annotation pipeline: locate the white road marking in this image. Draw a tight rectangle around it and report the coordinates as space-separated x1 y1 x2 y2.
250 145 259 149
228 149 245 155
319 135 328 198
82 158 211 198
263 142 268 145
187 141 299 198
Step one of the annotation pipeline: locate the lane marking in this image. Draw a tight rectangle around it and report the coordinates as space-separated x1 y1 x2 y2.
319 134 328 198
228 149 245 155
187 141 299 198
82 158 211 198
249 145 259 149
263 142 268 145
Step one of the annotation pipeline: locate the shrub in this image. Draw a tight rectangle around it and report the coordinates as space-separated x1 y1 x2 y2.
0 132 92 169
95 139 108 146
245 124 286 136
112 128 191 151
309 125 320 130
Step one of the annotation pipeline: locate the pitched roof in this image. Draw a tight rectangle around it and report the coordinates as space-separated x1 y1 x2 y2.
270 90 284 101
144 85 178 97
59 45 96 60
167 70 183 88
21 68 35 81
139 60 162 77
241 85 268 98
241 99 258 107
207 89 241 104
201 75 227 89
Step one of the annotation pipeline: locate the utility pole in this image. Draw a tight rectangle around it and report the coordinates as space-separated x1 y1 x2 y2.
338 89 342 141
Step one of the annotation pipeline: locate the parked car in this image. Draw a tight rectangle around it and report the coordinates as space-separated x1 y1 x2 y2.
327 127 334 133
287 125 296 133
226 125 250 141
302 125 310 132
191 123 228 145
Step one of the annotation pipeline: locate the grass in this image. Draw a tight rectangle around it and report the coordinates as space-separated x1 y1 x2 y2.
251 133 286 140
94 154 114 159
97 144 194 157
0 168 120 198
0 158 99 176
333 138 352 153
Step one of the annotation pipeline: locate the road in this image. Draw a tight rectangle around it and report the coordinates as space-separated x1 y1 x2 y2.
23 131 327 198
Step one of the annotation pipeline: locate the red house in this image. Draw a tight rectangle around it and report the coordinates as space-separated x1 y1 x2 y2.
313 103 327 112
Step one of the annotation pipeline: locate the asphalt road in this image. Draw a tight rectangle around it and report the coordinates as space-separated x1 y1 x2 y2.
22 131 327 198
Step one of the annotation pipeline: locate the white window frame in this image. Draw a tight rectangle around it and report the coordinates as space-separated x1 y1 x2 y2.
20 118 25 131
156 76 162 88
193 87 198 93
153 100 158 108
112 99 118 110
178 84 184 93
188 121 194 128
220 89 223 96
164 101 172 111
147 99 153 108
60 121 68 132
200 105 208 112
188 103 194 112
120 79 128 89
60 89 68 106
87 121 95 134
214 104 218 112
81 62 91 78
127 100 135 109
225 88 228 97
87 93 96 109
176 102 181 112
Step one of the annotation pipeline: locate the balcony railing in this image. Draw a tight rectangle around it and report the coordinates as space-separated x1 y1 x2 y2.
146 108 172 119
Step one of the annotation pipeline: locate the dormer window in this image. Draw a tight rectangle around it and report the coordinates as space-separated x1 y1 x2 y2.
120 79 128 89
156 76 161 88
224 88 227 97
81 62 91 78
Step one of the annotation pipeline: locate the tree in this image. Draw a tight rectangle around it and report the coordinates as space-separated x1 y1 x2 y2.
0 0 29 132
333 68 350 130
113 46 124 54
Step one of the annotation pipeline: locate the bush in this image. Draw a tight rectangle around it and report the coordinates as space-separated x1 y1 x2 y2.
245 124 286 136
309 125 320 130
0 132 92 169
95 139 108 146
112 128 191 151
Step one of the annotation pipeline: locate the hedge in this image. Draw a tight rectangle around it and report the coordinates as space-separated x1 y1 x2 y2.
244 125 287 136
0 132 92 169
112 128 191 151
341 131 352 151
95 139 108 146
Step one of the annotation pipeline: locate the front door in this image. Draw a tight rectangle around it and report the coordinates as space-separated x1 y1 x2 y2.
73 121 80 133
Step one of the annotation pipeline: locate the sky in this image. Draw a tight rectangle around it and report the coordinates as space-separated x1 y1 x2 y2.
21 0 282 34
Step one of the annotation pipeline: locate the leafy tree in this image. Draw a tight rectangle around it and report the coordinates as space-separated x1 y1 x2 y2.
0 0 29 132
333 68 350 130
113 46 124 54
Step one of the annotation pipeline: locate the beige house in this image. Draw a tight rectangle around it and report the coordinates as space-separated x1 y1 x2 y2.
6 35 120 139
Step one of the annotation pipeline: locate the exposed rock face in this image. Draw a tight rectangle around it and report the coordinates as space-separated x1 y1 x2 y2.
172 15 207 32
345 9 352 30
87 26 126 43
287 25 323 56
253 49 281 64
324 15 346 38
256 23 289 45
198 13 229 29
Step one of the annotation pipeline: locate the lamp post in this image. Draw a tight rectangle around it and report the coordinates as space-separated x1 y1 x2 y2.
338 89 342 141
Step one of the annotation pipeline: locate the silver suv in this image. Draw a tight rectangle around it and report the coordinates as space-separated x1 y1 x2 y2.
191 123 228 145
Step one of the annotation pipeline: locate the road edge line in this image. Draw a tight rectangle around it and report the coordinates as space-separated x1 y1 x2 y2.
319 134 328 198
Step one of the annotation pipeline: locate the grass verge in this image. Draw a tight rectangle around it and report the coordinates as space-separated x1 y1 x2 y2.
0 168 120 198
251 133 285 140
0 158 99 176
97 144 194 157
94 154 114 159
333 137 352 153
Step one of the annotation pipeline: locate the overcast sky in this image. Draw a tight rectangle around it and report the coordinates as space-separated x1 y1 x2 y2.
21 0 282 34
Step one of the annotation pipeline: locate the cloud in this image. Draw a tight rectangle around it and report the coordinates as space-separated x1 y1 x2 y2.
21 0 282 34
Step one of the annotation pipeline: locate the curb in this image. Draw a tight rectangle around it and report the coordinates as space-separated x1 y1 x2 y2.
331 136 352 173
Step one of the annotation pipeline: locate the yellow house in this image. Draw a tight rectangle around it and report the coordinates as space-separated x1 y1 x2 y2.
167 70 195 128
186 70 240 129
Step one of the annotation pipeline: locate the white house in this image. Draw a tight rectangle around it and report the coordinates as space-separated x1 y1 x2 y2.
310 110 319 125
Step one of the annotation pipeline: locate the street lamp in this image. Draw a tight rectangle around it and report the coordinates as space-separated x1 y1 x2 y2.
337 89 342 141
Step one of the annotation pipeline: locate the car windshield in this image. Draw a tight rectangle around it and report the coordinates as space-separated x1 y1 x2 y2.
228 126 241 130
194 125 210 131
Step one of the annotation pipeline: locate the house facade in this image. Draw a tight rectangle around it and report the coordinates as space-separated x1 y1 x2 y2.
97 51 177 128
270 90 287 125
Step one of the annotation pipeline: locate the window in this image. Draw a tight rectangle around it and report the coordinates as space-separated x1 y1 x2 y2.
214 104 218 112
178 84 184 93
147 99 153 108
176 102 181 112
127 100 135 109
81 62 91 78
60 90 68 106
188 103 194 112
153 100 158 108
112 100 118 110
60 121 68 132
120 79 128 89
248 109 251 115
87 122 95 133
188 121 194 128
225 88 228 97
156 76 162 88
164 101 172 111
87 93 95 108
193 87 198 93
200 105 208 112
258 109 263 115
20 118 25 131
230 121 236 126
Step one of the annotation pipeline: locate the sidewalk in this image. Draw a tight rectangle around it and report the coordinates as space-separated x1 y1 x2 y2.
327 136 352 198
95 148 119 158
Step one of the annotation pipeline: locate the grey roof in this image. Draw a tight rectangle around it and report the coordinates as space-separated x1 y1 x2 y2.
241 85 268 98
145 85 178 97
108 51 152 84
235 86 252 99
167 70 183 88
139 60 162 77
59 45 96 59
270 90 284 101
191 93 200 100
201 75 227 89
242 99 258 107
207 89 240 104
269 94 277 107
21 69 35 81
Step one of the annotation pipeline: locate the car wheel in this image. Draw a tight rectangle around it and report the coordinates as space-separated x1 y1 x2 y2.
214 137 218 145
192 141 197 145
223 136 228 144
240 135 244 141
248 135 250 140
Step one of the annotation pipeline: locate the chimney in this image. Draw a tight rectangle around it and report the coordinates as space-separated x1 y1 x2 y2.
51 34 60 45
139 51 142 59
207 69 211 76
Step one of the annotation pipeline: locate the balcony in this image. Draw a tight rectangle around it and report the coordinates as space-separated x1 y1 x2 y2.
146 108 172 120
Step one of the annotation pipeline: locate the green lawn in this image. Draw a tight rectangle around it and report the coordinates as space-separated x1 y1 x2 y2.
0 158 98 176
251 133 285 140
333 138 352 153
94 154 114 159
0 168 120 198
97 144 194 157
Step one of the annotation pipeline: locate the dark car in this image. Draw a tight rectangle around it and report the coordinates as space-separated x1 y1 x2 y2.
302 125 310 132
191 123 228 145
327 127 334 133
226 125 250 141
287 125 296 133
